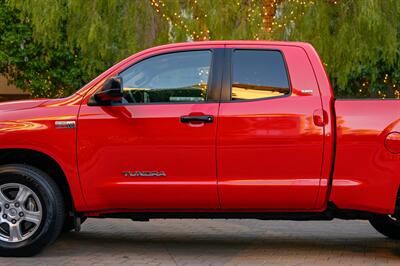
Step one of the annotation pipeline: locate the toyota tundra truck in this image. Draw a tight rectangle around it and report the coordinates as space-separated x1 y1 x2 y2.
1 41 400 256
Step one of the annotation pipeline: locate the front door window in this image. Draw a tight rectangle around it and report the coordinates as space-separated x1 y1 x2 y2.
119 51 212 104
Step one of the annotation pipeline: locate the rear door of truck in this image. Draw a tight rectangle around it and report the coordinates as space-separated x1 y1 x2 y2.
217 44 325 209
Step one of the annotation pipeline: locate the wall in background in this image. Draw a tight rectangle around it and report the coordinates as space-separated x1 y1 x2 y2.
0 76 30 102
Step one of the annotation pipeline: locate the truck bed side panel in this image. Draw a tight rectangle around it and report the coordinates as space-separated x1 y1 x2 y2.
331 100 400 214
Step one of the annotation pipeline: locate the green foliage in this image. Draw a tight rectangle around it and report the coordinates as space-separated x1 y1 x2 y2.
11 0 169 78
1 0 169 97
0 0 91 97
158 0 264 40
273 0 400 98
1 0 400 98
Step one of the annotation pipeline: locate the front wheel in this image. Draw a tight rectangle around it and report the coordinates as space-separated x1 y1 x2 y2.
369 214 400 239
0 164 65 256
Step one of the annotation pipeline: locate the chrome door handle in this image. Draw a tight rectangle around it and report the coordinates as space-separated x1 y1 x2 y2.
180 115 214 123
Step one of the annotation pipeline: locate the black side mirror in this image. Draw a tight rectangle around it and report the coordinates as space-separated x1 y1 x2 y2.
89 77 123 106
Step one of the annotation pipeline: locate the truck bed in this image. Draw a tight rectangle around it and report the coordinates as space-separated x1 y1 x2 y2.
331 99 400 214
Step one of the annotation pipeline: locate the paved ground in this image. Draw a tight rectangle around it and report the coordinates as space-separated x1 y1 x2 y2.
2 218 400 265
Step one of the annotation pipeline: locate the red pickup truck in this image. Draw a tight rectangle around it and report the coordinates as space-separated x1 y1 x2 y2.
1 40 400 256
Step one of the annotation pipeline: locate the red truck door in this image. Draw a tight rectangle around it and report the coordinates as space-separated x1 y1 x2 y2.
217 45 325 210
77 47 224 210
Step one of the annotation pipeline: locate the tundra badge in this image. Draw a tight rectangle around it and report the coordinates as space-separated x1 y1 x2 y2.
122 170 167 177
55 121 76 129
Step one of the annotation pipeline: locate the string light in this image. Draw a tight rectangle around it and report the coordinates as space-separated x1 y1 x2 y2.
395 90 400 99
261 0 315 34
152 0 315 41
359 73 399 99
150 0 209 41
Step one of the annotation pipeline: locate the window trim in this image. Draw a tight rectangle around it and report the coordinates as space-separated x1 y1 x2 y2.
221 48 293 103
111 49 220 106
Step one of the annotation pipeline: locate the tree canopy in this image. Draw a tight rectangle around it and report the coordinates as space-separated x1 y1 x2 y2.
0 0 90 97
274 0 400 98
1 0 399 98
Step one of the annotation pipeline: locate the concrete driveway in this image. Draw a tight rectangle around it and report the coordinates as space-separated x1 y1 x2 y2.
2 218 400 265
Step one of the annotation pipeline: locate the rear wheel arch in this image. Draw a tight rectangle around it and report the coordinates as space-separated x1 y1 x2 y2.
0 149 74 216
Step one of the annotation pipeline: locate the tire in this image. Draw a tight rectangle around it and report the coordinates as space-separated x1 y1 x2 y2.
369 214 400 239
0 164 64 257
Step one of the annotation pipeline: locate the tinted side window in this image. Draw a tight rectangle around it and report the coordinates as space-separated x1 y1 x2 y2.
120 51 212 104
231 50 290 101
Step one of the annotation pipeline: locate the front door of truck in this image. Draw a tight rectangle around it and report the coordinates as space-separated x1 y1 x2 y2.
77 47 224 211
217 46 325 209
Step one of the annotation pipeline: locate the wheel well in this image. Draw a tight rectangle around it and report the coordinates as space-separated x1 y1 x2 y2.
0 148 74 216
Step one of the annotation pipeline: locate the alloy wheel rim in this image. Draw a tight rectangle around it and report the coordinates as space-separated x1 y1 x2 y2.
0 183 43 243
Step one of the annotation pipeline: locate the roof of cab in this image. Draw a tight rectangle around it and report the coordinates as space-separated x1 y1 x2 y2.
141 40 312 50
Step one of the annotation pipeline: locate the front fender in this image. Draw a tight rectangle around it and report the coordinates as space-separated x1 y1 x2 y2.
0 94 88 211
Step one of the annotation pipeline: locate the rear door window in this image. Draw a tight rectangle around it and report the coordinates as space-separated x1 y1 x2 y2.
231 50 290 101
